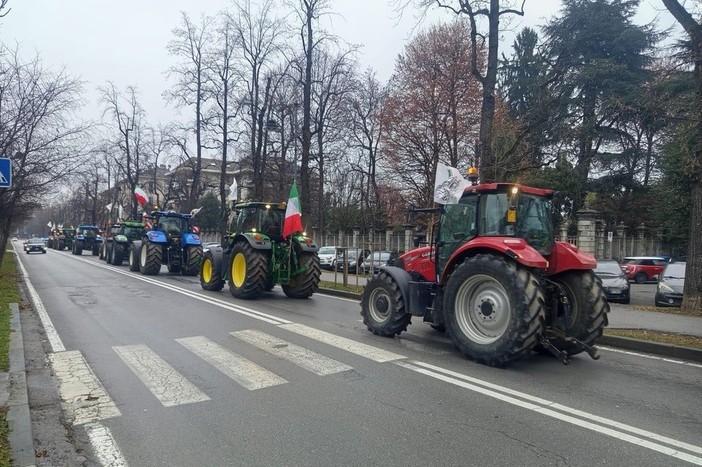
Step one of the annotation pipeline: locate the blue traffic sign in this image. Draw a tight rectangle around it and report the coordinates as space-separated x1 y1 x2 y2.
0 158 10 188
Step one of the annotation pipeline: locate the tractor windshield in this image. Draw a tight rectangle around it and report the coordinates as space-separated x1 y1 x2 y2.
158 217 188 236
237 206 284 237
123 226 143 239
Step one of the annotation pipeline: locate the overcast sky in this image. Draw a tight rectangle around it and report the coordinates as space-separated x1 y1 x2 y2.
0 0 677 126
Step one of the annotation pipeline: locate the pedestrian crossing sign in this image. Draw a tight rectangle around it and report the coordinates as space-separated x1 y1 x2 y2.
0 158 10 188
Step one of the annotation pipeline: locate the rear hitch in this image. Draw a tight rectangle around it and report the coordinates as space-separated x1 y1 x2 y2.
539 335 570 364
541 327 601 364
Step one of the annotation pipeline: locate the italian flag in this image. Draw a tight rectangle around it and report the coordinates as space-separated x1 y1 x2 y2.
134 183 148 207
283 182 303 238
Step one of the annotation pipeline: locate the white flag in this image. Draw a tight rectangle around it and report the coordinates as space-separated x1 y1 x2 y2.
118 204 123 220
47 221 52 228
190 207 202 217
106 203 113 212
434 162 469 204
227 178 238 201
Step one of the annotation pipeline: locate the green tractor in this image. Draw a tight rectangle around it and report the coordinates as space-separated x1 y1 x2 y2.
52 227 75 251
102 220 145 265
200 201 321 299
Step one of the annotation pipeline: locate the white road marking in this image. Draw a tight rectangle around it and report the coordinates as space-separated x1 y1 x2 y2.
599 346 702 368
48 350 121 425
398 360 702 465
232 329 353 375
14 249 65 352
84 422 128 467
113 344 210 407
177 336 287 390
279 323 406 362
68 254 291 325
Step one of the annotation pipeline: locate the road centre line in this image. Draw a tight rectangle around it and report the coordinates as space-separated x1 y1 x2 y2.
397 360 702 465
67 255 291 325
598 346 702 369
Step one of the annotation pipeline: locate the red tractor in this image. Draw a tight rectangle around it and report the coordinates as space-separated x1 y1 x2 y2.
360 177 609 367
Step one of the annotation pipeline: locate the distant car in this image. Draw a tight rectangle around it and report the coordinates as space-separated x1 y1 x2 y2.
318 246 340 270
593 260 630 304
655 262 686 307
361 250 399 274
11 236 18 242
335 248 370 274
621 256 667 283
25 238 47 254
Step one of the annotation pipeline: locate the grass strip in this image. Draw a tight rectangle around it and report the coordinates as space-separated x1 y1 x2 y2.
0 251 21 466
604 328 702 349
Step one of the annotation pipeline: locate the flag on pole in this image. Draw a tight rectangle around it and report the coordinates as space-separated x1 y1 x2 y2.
433 162 469 205
134 184 148 207
190 207 202 217
118 204 123 220
106 203 113 212
227 178 238 201
282 182 303 239
47 221 53 229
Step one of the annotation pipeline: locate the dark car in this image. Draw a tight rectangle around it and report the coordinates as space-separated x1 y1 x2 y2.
655 262 686 307
25 238 47 254
361 250 399 274
594 260 630 304
621 256 667 283
335 248 370 274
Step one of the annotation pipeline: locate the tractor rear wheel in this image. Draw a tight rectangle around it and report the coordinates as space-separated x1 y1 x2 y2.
73 241 83 255
92 245 99 256
139 241 162 275
549 270 609 355
228 241 268 299
444 254 545 367
182 245 203 276
58 240 64 250
200 250 225 291
282 252 321 298
360 271 411 336
128 244 141 271
111 244 125 265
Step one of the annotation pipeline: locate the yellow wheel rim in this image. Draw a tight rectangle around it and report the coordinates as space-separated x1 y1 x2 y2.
202 258 212 282
232 253 246 287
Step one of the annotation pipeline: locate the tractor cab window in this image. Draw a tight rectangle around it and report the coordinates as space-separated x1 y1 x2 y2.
438 196 478 272
261 209 283 237
514 194 554 255
123 226 142 239
479 193 512 236
159 217 185 235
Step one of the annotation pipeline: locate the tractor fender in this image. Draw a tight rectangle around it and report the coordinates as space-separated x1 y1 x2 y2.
546 241 597 276
114 235 128 244
75 235 85 241
235 233 273 251
207 246 226 277
181 232 202 247
292 237 319 253
442 237 549 283
95 237 104 244
145 230 168 244
375 265 414 311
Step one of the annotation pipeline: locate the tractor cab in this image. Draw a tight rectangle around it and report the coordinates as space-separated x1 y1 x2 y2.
233 202 285 240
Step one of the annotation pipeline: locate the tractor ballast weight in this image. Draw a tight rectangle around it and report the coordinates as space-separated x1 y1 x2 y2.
360 178 609 367
200 201 321 300
102 220 145 265
130 211 203 276
72 225 103 256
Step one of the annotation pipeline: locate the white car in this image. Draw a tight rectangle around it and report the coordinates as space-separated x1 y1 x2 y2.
318 246 340 270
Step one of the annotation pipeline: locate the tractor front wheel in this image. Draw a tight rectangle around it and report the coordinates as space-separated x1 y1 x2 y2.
128 244 141 271
73 241 83 255
228 241 269 299
182 245 203 276
111 244 125 265
139 241 162 275
200 250 224 291
360 271 411 336
444 254 545 367
549 270 609 355
282 252 321 299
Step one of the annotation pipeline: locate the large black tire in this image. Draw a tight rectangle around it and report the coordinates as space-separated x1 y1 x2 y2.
282 252 321 299
228 241 269 299
139 241 162 275
58 240 64 251
182 245 203 276
444 254 545 367
549 270 609 355
73 241 83 255
200 250 225 291
99 243 106 260
360 271 411 336
111 244 125 265
92 245 99 256
128 244 141 271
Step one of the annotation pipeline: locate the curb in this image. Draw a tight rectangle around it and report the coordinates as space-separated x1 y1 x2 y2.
318 288 702 363
7 303 36 467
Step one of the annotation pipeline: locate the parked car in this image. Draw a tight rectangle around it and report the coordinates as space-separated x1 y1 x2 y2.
621 256 667 283
361 250 399 274
25 238 47 254
655 262 686 307
593 260 630 304
318 246 340 270
335 248 370 274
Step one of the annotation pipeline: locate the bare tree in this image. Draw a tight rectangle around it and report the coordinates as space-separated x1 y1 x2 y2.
660 0 701 312
0 47 87 265
165 12 213 211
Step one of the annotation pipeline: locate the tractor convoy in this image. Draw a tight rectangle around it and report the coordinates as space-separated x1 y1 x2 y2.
200 201 321 299
360 176 609 367
42 173 607 367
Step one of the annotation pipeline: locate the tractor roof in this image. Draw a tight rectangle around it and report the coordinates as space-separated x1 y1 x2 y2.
78 225 100 229
464 183 554 198
148 210 192 219
234 201 286 210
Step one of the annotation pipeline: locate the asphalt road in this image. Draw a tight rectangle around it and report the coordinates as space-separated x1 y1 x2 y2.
15 248 702 466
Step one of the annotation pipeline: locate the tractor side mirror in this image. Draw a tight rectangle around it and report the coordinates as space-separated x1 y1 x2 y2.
413 233 425 247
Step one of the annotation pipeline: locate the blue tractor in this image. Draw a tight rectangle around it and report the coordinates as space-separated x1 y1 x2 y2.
72 225 103 256
128 211 203 276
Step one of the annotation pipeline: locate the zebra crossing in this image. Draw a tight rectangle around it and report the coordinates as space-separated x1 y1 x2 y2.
51 324 408 426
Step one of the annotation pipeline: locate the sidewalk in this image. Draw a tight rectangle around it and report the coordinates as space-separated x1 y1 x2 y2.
607 303 702 337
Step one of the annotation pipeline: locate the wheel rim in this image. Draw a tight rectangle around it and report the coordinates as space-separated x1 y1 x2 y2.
202 258 212 282
454 274 511 344
367 287 391 323
232 253 246 287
